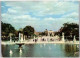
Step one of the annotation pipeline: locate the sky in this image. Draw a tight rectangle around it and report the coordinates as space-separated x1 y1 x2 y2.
1 1 79 32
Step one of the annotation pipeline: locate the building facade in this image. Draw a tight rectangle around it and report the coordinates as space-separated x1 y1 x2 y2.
44 29 54 36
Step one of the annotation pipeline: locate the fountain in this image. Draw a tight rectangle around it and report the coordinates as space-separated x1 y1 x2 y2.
16 32 24 48
16 43 24 48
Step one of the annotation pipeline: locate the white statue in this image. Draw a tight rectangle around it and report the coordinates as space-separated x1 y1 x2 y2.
73 36 76 43
62 32 65 42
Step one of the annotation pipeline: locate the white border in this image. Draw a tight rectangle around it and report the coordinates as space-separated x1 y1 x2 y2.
0 1 2 58
0 0 80 1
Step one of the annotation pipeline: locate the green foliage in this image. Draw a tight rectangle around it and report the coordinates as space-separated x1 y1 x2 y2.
39 32 45 36
14 30 19 37
23 26 35 38
1 22 15 36
59 23 79 40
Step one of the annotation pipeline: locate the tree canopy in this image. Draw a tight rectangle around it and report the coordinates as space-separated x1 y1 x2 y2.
1 22 15 36
58 23 79 40
23 26 35 38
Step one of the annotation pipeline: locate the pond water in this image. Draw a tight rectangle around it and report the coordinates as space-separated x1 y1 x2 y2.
1 44 79 57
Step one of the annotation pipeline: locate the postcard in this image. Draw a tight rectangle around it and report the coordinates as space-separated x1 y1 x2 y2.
1 0 79 57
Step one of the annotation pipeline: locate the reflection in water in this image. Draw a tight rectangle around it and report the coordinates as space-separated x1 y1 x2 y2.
44 43 46 47
1 44 79 57
49 46 51 50
54 44 56 46
64 44 79 57
19 48 22 57
9 50 13 57
25 44 34 57
40 44 42 48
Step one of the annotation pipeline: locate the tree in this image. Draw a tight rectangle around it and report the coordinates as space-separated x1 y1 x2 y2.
14 30 18 37
23 26 35 38
59 23 79 40
1 22 15 36
39 32 45 36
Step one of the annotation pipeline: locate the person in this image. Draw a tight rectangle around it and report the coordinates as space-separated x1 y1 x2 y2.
35 39 37 42
33 39 34 42
43 38 44 41
50 38 52 41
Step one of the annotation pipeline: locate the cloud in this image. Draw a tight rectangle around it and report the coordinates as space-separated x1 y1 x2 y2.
8 8 17 13
3 1 78 16
1 1 79 32
1 13 78 32
62 12 79 19
1 13 40 23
